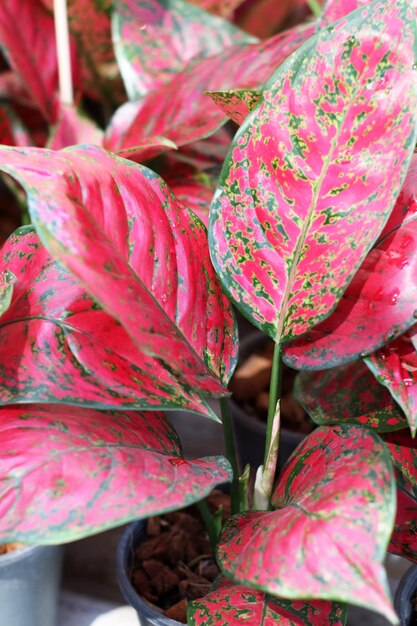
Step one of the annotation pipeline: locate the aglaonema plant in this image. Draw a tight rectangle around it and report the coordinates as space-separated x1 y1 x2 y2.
0 0 417 624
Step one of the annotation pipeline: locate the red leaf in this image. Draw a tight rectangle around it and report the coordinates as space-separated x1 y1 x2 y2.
389 488 417 565
104 23 315 160
294 360 406 431
0 228 218 416
0 0 71 122
283 154 417 369
113 0 255 100
365 330 417 435
189 578 347 625
218 425 397 623
0 404 232 542
0 145 238 398
47 104 103 150
210 0 417 344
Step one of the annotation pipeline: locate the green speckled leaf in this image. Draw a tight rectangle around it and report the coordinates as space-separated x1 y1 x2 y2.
294 360 406 431
0 227 218 416
189 578 347 625
218 425 397 623
207 89 261 125
210 0 417 344
0 404 232 543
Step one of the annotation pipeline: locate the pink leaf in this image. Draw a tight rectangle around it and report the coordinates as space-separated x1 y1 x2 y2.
0 404 232 543
218 425 397 623
112 0 256 100
0 145 238 398
389 489 417 565
0 228 218 416
189 578 347 625
104 22 315 160
319 0 370 26
294 360 406 431
207 89 261 125
47 104 104 150
283 154 417 369
365 330 417 435
210 0 417 343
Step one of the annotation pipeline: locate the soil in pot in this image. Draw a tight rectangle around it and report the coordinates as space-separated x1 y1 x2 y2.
0 542 23 555
128 491 230 623
229 335 315 436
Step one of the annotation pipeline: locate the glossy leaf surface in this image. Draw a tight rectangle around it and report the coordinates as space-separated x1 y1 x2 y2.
207 89 261 125
0 0 60 122
189 578 347 625
0 228 218 416
0 404 232 543
0 146 237 396
218 425 397 623
283 154 417 369
210 0 417 343
294 360 406 431
105 23 315 160
112 0 255 100
365 329 417 435
319 0 370 26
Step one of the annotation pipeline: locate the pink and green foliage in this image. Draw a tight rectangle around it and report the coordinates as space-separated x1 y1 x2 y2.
188 578 347 625
365 329 417 435
47 104 104 150
0 227 220 415
283 154 417 369
112 0 256 101
0 404 232 543
207 89 261 125
210 0 417 344
293 360 406 431
217 425 396 622
105 22 315 161
389 488 417 565
319 0 370 27
0 145 238 397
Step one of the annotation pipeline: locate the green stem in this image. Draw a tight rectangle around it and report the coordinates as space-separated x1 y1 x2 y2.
220 397 240 515
263 342 282 468
197 500 218 551
307 0 322 17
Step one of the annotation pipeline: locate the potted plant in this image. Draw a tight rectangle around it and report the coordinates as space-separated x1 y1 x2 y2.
0 0 417 624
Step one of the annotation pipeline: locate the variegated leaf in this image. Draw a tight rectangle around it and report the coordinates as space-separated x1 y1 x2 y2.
365 330 417 435
210 0 417 344
0 404 232 543
105 22 315 160
319 0 370 27
283 153 417 369
0 146 238 398
0 227 218 416
112 0 256 100
207 89 261 125
218 425 397 623
169 173 218 227
0 104 31 146
189 578 347 625
294 360 406 431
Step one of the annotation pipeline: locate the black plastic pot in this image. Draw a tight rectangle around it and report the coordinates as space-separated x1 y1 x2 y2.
0 543 62 626
230 331 306 472
117 520 180 626
394 564 417 625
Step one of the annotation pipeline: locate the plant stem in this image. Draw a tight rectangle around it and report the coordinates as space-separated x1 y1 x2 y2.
254 342 282 507
307 0 322 17
220 397 240 515
264 342 282 468
53 0 74 106
197 500 218 551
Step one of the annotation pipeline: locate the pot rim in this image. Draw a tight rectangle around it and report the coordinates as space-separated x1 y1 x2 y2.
0 543 46 565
